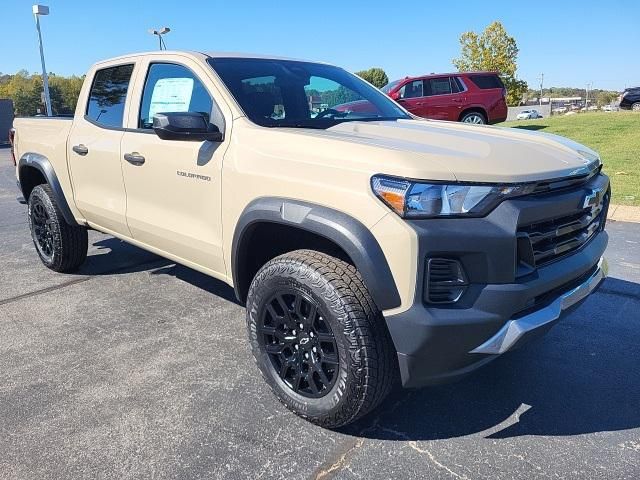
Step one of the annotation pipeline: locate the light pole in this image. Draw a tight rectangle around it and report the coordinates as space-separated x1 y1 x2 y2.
33 4 52 116
538 73 544 106
148 27 170 50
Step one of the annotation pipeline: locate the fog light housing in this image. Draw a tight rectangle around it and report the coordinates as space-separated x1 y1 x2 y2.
425 258 468 304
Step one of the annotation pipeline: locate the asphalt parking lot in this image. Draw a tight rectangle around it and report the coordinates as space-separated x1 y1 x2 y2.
1 147 639 479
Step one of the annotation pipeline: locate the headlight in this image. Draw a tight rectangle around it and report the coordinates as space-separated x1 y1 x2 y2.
371 175 536 218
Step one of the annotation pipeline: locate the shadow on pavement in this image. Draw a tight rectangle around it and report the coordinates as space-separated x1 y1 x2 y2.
78 237 170 275
511 124 548 131
151 264 240 304
345 276 640 440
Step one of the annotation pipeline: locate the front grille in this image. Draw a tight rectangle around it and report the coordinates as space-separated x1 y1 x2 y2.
517 189 609 268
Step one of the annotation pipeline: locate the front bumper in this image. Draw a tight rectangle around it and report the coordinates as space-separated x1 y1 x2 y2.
470 257 607 354
385 173 609 388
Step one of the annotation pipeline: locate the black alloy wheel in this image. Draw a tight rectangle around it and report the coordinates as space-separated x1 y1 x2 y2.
29 197 55 261
258 291 339 398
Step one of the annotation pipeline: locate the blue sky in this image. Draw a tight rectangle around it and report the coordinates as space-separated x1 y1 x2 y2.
2 0 638 91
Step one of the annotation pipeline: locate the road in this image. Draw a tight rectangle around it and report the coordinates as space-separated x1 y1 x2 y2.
1 147 639 479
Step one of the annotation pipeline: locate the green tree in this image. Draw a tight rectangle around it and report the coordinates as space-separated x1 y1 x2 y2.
49 74 84 114
0 71 43 115
355 68 389 89
453 21 527 106
0 70 86 116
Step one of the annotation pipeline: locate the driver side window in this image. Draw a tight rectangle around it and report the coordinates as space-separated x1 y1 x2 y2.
139 63 213 129
399 80 424 99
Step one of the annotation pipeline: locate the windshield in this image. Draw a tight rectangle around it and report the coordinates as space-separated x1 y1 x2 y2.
381 79 401 94
207 58 410 128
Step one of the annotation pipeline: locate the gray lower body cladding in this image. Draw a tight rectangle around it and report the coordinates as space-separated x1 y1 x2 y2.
385 173 609 388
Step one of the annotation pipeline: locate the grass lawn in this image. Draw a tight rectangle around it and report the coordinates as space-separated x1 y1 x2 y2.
500 112 640 206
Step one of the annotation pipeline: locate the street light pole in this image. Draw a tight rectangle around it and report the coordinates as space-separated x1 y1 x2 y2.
539 73 544 107
33 4 52 117
148 27 171 50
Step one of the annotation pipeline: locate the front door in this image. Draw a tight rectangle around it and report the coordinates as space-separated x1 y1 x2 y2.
396 80 428 117
120 61 227 275
67 63 135 236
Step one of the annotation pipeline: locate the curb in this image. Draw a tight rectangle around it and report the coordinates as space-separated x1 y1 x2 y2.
609 204 640 224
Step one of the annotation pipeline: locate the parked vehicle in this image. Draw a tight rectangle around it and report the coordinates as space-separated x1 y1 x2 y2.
516 109 542 120
552 106 568 114
619 87 640 110
380 72 508 124
11 51 609 428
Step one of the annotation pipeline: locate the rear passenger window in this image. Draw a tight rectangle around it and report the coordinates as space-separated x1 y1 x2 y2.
139 63 213 129
427 78 452 96
468 74 504 89
450 77 460 93
86 64 134 128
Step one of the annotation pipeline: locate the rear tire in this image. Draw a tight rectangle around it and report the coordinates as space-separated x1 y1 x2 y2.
246 250 397 428
632 102 640 111
28 184 88 272
460 111 487 124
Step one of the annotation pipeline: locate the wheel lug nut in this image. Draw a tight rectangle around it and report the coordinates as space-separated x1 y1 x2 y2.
304 353 309 359
309 332 314 337
299 323 304 329
292 329 297 335
295 344 299 350
312 347 317 353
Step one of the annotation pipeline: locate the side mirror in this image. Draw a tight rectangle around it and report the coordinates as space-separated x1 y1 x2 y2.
152 112 223 142
390 91 401 101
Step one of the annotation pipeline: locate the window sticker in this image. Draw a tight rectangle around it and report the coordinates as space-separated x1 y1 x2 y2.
148 77 194 119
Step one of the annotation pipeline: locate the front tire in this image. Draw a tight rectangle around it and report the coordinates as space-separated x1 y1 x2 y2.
460 111 487 124
246 250 397 428
28 184 88 272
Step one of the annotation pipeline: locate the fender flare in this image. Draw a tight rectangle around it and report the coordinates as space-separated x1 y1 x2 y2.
18 152 79 226
231 197 401 310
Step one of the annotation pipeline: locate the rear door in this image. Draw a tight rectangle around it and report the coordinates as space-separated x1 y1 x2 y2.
67 62 136 236
422 77 463 121
119 57 229 276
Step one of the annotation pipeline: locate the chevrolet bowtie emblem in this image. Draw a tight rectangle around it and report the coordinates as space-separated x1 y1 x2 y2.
583 188 603 209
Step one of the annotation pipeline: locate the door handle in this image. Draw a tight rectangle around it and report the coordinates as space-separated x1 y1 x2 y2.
72 144 89 156
124 152 146 166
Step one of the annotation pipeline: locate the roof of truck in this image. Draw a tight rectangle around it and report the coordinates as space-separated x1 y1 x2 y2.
93 50 320 66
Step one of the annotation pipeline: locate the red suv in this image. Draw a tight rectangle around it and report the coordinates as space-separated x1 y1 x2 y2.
381 72 508 124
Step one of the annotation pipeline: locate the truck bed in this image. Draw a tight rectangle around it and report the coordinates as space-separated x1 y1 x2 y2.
13 116 74 206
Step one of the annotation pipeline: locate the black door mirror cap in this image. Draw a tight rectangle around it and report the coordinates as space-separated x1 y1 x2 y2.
152 112 223 142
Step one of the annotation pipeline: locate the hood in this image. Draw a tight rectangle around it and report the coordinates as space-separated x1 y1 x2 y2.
307 119 601 183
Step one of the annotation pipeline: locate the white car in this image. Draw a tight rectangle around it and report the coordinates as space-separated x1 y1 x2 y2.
516 109 542 120
552 106 568 114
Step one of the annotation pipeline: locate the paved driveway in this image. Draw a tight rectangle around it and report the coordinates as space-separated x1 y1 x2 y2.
1 147 639 479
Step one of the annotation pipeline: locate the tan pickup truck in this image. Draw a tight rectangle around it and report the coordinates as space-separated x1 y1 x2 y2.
11 51 609 428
